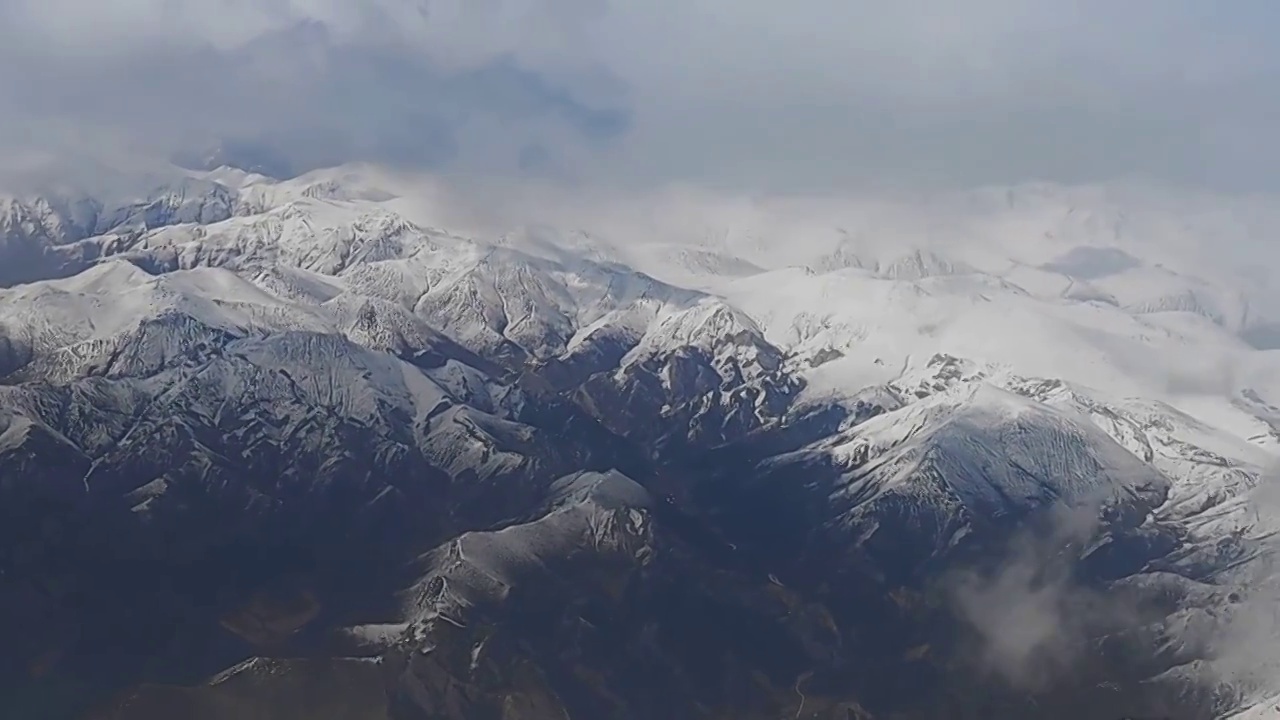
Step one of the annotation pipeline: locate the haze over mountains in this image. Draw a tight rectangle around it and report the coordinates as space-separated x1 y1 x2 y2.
0 161 1278 719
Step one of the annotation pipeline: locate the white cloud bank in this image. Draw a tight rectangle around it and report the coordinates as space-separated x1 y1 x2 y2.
0 0 1277 191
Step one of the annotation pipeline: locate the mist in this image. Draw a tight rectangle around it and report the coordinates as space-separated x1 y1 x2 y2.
944 501 1137 692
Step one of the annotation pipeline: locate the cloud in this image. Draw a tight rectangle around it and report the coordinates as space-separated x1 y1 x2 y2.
943 501 1124 691
0 0 1278 191
0 2 622 185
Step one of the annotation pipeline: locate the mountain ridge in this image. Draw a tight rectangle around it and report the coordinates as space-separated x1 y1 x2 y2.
1 164 1279 719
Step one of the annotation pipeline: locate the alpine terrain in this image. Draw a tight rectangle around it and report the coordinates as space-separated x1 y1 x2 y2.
2 164 1280 720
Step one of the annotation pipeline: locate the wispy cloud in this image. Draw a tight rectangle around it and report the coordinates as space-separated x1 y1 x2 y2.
944 502 1126 691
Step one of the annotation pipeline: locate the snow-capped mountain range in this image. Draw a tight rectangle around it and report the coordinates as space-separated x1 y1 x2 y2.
3 164 1279 719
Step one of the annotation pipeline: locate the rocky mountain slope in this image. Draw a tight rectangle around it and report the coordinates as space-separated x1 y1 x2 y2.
2 166 1279 719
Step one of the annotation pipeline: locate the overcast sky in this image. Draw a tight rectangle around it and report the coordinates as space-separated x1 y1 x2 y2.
0 0 1277 192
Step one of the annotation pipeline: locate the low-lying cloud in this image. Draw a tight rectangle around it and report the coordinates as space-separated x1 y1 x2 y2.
944 502 1128 691
1 0 1278 192
943 461 1280 715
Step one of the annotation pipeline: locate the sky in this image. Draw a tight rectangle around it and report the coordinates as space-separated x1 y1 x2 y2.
0 0 1278 192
